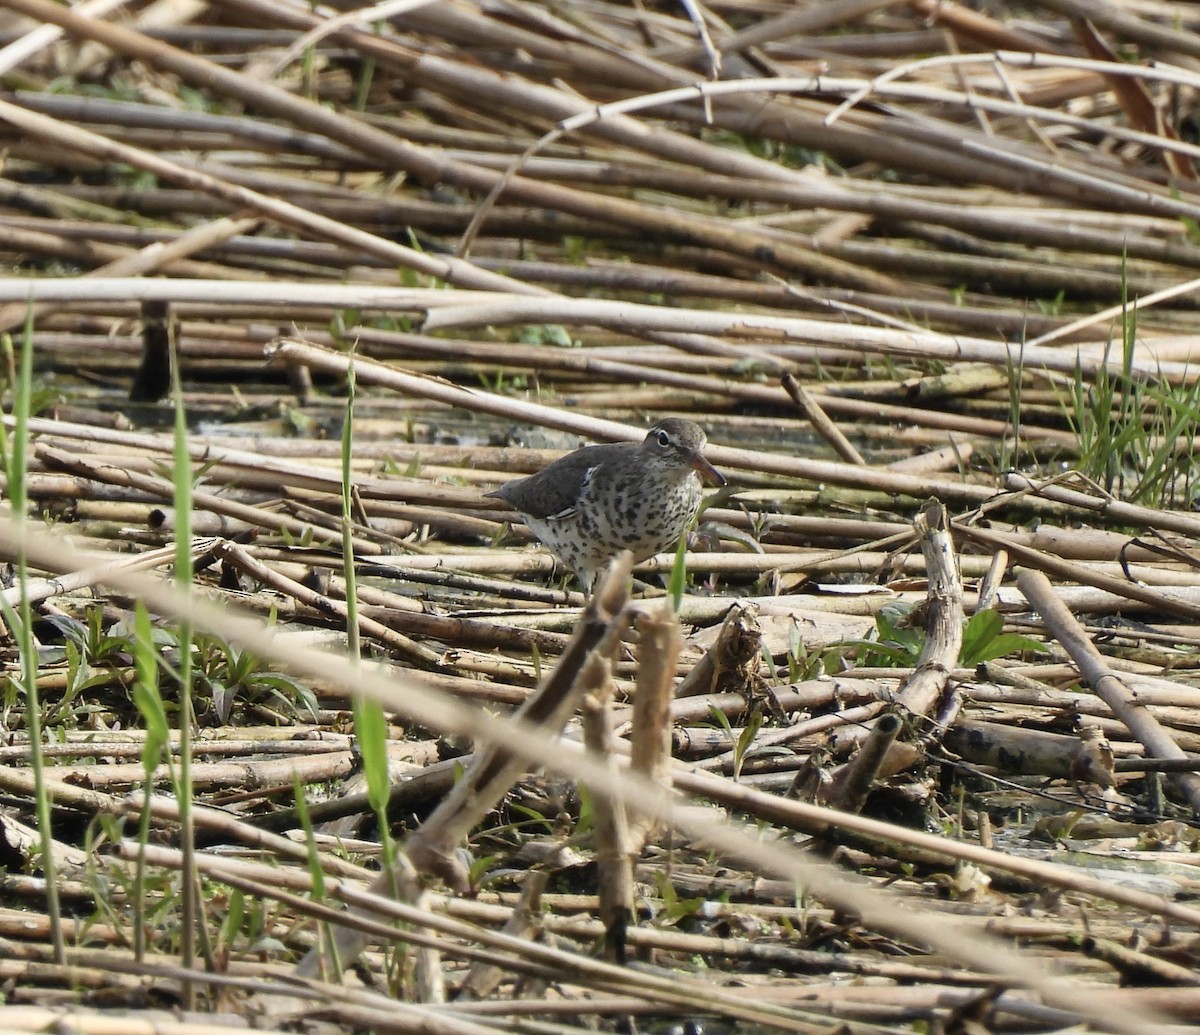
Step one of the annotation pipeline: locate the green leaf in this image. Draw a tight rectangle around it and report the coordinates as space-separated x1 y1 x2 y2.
353 696 391 818
668 532 688 612
707 704 734 738
960 608 1004 665
218 887 245 951
467 854 501 891
733 710 763 781
967 633 1047 664
961 608 1046 664
131 605 169 771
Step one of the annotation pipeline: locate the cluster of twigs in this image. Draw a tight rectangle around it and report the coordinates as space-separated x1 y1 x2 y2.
5 1 1200 1033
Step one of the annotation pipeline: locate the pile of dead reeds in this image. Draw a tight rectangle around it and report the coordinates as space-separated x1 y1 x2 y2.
4 2 1200 1033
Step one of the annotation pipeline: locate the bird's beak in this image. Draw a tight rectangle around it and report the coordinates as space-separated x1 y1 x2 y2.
690 453 726 487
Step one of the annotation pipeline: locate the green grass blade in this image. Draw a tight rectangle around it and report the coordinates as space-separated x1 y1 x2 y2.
170 331 200 1003
667 530 688 612
5 309 65 963
291 771 339 976
342 352 360 662
340 351 401 967
131 602 170 961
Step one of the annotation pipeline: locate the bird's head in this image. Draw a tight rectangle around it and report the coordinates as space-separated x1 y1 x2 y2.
643 418 726 486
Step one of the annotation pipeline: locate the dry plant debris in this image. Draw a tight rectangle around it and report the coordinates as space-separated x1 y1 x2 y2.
4 1 1200 1032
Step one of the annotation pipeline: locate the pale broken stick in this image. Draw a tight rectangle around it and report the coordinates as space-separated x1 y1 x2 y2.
293 553 634 980
1017 568 1200 813
816 498 963 809
595 596 683 962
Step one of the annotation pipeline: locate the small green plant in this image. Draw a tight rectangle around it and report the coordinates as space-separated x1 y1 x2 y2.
1059 254 1200 507
192 633 319 722
352 27 381 112
61 606 142 663
0 347 61 438
379 453 422 478
465 853 504 895
651 871 706 927
1180 212 1200 247
291 771 339 971
707 704 763 781
573 784 594 838
1064 335 1132 497
1064 341 1200 507
1124 375 1200 507
214 886 247 965
960 609 1046 666
1001 339 1025 473
278 525 316 548
87 844 177 952
830 605 1045 671
47 610 140 727
835 603 925 669
480 367 530 395
41 606 316 725
518 324 575 347
505 801 557 837
530 641 543 684
562 236 587 265
1034 289 1066 317
329 308 362 347
783 623 825 682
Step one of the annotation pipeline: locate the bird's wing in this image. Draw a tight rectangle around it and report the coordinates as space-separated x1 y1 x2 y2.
491 445 615 520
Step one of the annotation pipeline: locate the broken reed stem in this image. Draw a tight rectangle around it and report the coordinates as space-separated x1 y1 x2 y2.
294 553 633 979
944 718 1115 787
627 598 683 847
781 372 866 466
896 498 964 719
1016 568 1200 812
827 712 903 815
580 651 633 963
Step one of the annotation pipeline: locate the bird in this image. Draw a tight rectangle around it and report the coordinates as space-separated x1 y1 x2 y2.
486 418 726 594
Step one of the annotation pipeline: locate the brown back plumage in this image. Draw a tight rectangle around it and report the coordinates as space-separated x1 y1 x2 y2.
487 419 723 592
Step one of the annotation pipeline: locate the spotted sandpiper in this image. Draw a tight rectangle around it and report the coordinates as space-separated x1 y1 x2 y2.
487 418 725 594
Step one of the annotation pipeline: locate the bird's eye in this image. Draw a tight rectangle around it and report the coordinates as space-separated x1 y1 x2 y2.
655 430 670 447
